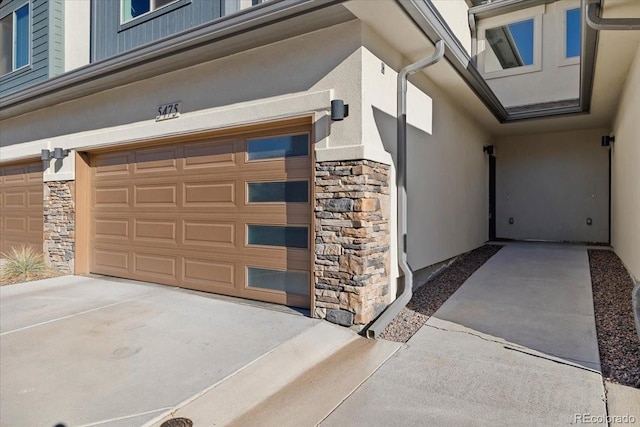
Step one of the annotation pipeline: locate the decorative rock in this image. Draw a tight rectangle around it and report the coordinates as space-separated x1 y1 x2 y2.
326 309 355 327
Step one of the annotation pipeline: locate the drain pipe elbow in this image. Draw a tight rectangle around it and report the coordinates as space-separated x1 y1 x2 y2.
585 1 640 31
366 40 445 339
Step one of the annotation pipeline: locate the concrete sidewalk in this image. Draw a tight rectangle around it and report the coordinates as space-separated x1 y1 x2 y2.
322 243 607 426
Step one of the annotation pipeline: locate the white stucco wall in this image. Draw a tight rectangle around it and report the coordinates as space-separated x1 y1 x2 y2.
495 129 609 243
479 1 580 107
611 42 640 281
0 20 364 158
361 26 491 276
432 0 472 55
64 0 91 72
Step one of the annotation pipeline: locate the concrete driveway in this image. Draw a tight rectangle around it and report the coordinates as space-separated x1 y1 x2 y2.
0 275 320 427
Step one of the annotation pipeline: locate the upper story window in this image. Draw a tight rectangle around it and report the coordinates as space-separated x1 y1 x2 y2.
477 5 543 79
122 0 178 22
0 3 30 76
565 8 581 58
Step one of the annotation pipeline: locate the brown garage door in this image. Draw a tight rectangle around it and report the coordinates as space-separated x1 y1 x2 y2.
0 161 44 254
90 125 312 308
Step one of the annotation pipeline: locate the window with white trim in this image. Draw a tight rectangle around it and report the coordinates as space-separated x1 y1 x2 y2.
565 8 581 58
121 0 178 22
477 6 543 79
0 3 30 76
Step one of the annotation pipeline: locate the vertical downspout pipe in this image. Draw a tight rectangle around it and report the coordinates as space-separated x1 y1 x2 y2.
366 40 445 339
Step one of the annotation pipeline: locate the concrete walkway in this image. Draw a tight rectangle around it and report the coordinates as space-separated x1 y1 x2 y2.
322 243 607 426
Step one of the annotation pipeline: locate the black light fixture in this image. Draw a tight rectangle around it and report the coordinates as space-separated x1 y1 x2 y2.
483 145 494 155
331 99 349 121
41 149 52 161
601 135 615 147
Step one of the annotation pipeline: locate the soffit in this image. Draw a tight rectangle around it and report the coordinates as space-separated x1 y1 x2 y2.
492 0 640 136
345 0 502 132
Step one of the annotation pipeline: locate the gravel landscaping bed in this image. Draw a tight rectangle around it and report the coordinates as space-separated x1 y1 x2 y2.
380 244 504 343
588 249 640 388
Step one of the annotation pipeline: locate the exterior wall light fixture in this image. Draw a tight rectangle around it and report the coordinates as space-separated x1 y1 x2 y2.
601 135 615 147
331 99 349 121
41 148 70 161
483 145 494 155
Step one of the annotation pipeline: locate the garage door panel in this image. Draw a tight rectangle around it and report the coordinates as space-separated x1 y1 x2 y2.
182 220 235 247
94 218 130 241
183 139 238 169
134 219 177 243
28 190 43 207
93 153 131 176
183 182 235 206
4 192 27 208
29 218 43 233
95 186 130 207
3 166 29 183
133 146 180 173
135 184 178 206
5 216 27 233
92 247 130 273
133 253 178 281
182 257 235 289
90 127 311 308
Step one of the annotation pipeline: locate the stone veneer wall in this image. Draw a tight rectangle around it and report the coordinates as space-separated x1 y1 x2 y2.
314 160 391 327
44 181 75 273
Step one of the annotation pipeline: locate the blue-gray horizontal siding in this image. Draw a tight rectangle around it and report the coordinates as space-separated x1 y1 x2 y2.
0 0 56 98
92 0 223 61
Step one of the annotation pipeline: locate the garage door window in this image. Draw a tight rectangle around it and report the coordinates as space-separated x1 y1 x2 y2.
247 134 309 160
247 267 309 295
248 181 308 203
247 225 308 248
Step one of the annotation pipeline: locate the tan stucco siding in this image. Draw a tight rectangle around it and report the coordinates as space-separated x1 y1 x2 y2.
612 42 640 281
495 129 609 243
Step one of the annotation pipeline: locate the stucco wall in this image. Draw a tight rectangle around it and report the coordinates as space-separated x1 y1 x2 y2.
0 20 363 155
361 26 491 275
612 42 640 281
495 129 609 243
432 0 471 55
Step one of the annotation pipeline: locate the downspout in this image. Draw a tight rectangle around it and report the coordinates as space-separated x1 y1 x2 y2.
366 40 445 339
469 11 477 66
585 1 640 31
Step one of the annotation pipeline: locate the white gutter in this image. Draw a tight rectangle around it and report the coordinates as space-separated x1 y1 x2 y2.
585 1 640 31
366 40 445 339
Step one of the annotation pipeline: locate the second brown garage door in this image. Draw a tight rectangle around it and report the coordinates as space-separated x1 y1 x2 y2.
90 125 312 308
0 161 43 255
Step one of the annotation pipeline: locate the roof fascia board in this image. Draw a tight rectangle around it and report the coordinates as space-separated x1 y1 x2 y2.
398 0 509 122
0 0 346 119
470 0 557 20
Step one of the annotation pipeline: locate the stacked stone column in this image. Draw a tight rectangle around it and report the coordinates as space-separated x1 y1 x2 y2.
43 181 75 273
314 160 390 327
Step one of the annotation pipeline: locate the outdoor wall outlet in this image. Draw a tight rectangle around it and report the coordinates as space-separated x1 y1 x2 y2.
587 217 593 226
509 217 514 225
